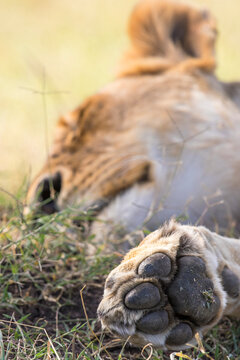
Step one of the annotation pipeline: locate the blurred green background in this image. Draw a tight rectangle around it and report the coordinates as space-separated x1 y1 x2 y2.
1 0 240 202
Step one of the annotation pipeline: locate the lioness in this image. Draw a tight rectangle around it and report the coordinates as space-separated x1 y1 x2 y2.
27 0 240 350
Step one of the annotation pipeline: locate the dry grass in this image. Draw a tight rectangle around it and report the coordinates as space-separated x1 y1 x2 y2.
0 206 239 359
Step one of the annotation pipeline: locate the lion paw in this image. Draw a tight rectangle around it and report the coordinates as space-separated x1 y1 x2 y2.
97 222 234 350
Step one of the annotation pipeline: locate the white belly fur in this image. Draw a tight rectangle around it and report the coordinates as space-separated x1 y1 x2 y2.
98 82 240 233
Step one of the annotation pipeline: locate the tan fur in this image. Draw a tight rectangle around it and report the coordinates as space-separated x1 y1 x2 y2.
118 0 217 76
26 0 240 350
27 93 150 207
98 221 240 350
27 0 240 224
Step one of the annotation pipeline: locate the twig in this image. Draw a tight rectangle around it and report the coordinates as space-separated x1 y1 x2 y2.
80 285 114 360
141 343 153 360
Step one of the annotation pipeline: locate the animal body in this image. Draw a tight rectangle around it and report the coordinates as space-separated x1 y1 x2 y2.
27 0 240 350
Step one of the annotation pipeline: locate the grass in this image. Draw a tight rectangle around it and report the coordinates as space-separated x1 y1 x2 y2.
0 201 240 359
1 0 240 359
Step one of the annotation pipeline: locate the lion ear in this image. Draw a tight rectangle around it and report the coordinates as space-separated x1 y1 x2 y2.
183 8 217 60
119 0 217 76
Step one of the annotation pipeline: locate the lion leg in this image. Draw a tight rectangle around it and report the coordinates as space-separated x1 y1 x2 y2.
97 221 240 350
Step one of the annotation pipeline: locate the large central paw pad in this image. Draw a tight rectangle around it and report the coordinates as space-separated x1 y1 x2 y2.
98 249 223 350
167 256 221 325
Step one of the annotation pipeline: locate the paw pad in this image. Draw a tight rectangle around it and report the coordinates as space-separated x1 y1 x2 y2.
138 253 172 278
166 323 193 346
124 282 161 310
99 246 224 350
123 255 220 343
136 310 169 334
221 267 240 298
167 256 220 325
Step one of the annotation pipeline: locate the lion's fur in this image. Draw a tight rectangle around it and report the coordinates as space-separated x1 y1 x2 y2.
26 2 240 347
118 0 217 76
27 0 240 233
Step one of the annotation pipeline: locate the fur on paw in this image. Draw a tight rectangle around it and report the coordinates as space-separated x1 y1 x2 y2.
97 221 229 350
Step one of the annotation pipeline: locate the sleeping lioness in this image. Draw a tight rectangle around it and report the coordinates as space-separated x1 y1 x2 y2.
26 0 240 350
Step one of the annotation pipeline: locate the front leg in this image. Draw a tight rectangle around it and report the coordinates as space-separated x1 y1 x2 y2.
97 220 240 350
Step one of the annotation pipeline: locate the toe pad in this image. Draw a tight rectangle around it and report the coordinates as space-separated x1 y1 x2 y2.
136 310 169 334
125 283 161 310
138 253 172 278
222 267 240 298
166 323 193 347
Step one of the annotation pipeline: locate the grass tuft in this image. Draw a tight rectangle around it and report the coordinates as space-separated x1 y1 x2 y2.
0 204 239 359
